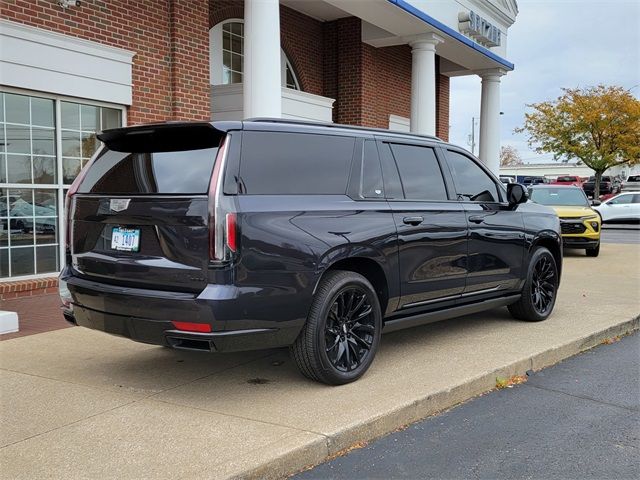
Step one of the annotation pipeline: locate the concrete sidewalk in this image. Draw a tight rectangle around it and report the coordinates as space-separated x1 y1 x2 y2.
1 244 639 480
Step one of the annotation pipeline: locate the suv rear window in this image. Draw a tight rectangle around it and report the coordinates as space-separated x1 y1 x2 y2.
239 132 355 195
78 147 219 194
627 175 640 182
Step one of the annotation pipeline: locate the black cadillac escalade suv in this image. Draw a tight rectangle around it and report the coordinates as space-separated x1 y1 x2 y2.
60 119 562 385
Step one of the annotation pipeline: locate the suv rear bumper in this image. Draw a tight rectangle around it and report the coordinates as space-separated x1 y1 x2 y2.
67 304 283 352
60 267 306 352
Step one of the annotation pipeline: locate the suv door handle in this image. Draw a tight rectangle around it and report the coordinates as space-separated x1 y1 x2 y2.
468 215 485 224
403 216 424 226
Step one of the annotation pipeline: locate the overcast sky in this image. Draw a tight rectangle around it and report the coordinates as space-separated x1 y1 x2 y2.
449 0 640 164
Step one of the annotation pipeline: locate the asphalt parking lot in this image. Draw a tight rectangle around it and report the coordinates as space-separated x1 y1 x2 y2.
296 332 640 480
601 224 640 244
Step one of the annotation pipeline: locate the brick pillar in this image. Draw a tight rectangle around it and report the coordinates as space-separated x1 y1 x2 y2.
333 17 364 126
324 17 413 129
435 57 450 141
169 0 211 121
323 21 338 122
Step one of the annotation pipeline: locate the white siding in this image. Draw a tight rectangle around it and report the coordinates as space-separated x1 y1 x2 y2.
0 20 134 105
211 85 335 122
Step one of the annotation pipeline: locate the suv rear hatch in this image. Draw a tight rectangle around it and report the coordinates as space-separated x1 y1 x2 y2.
67 123 228 293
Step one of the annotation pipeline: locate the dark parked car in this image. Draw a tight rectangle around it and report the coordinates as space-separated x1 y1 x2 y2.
582 176 614 198
60 120 562 385
522 176 546 186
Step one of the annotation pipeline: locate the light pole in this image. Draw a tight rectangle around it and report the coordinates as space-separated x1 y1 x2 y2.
469 112 504 158
467 117 478 155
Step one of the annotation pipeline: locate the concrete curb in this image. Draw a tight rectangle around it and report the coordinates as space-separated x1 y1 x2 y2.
242 315 640 480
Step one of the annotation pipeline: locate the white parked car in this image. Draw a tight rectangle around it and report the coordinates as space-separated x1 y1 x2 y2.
593 192 640 223
499 176 515 185
620 175 640 192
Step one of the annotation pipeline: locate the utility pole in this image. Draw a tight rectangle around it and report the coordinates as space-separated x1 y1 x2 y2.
467 116 478 155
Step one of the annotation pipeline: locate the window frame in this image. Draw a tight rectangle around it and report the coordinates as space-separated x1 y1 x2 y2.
345 137 388 202
375 137 454 203
607 193 634 205
441 147 506 204
0 86 126 280
209 19 301 90
237 129 357 196
283 56 301 90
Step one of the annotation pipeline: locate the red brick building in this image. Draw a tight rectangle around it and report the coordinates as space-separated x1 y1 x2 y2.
0 0 517 287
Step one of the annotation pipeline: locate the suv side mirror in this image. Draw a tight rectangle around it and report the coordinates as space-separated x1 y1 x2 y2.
507 183 527 206
591 199 601 206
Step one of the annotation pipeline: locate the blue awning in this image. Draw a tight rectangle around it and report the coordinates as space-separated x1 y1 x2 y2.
387 0 515 70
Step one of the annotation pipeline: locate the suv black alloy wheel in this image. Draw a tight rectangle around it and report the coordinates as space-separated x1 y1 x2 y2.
508 247 558 322
530 255 556 316
291 270 382 385
325 286 376 372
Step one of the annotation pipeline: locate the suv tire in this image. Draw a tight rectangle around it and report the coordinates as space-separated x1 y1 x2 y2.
508 247 558 322
291 270 382 385
586 243 600 257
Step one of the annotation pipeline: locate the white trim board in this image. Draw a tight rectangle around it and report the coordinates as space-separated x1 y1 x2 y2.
210 84 335 122
389 114 411 133
0 19 135 105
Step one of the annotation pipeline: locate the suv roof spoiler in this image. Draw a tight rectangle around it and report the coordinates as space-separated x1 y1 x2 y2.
245 117 443 142
97 121 237 153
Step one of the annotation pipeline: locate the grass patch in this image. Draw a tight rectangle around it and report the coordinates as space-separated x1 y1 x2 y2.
601 335 621 345
496 374 528 389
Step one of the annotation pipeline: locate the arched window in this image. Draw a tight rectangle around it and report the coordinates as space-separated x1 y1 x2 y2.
209 19 300 90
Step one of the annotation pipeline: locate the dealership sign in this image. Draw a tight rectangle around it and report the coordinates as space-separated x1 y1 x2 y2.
458 11 501 47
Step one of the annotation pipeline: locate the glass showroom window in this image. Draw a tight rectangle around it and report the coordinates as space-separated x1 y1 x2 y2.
214 20 300 90
0 91 122 279
61 101 121 185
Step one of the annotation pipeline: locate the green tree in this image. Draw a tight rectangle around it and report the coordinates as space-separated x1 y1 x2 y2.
516 85 640 197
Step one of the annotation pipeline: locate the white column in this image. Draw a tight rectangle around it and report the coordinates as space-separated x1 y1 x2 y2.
408 33 443 136
478 69 506 174
244 0 281 118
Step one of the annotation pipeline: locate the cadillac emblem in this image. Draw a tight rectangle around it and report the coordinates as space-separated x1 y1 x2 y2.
109 199 131 212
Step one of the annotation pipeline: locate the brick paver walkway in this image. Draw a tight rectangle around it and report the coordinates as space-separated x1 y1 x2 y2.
0 294 70 340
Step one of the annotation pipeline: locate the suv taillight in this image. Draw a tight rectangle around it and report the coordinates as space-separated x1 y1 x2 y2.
225 213 237 253
208 136 236 262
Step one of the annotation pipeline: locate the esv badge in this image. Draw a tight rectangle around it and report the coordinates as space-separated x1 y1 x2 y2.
110 198 131 212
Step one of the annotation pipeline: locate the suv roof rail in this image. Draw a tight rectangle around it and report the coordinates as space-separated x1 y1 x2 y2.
244 117 443 142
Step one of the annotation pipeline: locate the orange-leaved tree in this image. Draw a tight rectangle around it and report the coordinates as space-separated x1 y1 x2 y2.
500 145 523 167
516 85 640 197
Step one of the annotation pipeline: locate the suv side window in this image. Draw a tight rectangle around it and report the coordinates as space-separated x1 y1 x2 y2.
239 132 355 195
360 140 384 199
446 150 501 202
388 143 448 201
609 194 633 205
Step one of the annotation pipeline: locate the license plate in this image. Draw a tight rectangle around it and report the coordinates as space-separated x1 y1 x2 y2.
111 227 140 252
